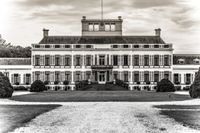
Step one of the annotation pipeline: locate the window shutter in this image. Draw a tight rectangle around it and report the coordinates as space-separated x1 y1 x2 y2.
91 55 93 66
33 55 35 66
184 74 186 84
132 55 134 66
169 55 172 66
121 55 124 66
40 55 43 66
73 55 76 66
23 74 26 84
18 74 21 84
11 74 14 84
178 74 181 83
128 71 131 82
128 55 131 66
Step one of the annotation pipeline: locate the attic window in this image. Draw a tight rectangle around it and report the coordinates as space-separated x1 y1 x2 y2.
105 23 110 31
154 45 159 48
133 45 139 48
113 45 118 48
193 58 200 64
75 45 81 48
35 45 40 48
86 45 92 48
144 45 149 48
123 45 129 48
178 59 185 64
45 45 50 48
55 45 60 48
65 45 71 48
94 23 99 31
164 45 169 48
111 23 116 31
89 23 93 31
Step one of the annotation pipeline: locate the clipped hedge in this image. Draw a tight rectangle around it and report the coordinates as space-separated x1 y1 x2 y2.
30 80 45 92
0 72 13 98
157 78 175 92
189 68 200 98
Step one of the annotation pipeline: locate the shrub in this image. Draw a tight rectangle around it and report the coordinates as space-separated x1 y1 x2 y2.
156 78 175 92
63 80 69 85
44 81 49 85
54 81 59 85
15 82 20 85
26 82 30 85
175 86 181 91
189 68 200 98
14 86 27 91
183 86 190 91
0 72 13 98
30 80 45 92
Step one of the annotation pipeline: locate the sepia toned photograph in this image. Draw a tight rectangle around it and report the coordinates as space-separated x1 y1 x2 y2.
0 0 200 133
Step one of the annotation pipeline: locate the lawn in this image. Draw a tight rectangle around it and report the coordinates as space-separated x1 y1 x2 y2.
0 105 61 133
10 91 191 102
155 105 200 130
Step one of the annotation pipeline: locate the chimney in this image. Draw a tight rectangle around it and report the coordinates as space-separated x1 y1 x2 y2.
43 28 49 37
118 16 122 20
82 16 86 20
155 28 161 36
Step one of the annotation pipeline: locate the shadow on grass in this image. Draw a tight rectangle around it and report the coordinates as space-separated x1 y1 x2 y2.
10 91 191 102
0 104 61 133
155 105 200 130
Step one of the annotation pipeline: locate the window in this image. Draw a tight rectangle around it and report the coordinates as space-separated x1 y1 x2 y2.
144 73 149 82
144 45 149 48
186 74 191 84
154 45 159 48
45 56 50 66
75 45 81 48
154 73 159 82
65 73 70 81
133 45 139 48
164 55 169 66
65 45 71 48
94 23 99 31
164 45 169 48
105 23 110 31
86 56 91 66
45 73 50 82
124 55 128 66
164 74 169 79
123 45 129 48
45 45 50 48
111 23 116 31
86 73 91 80
35 45 40 48
99 56 105 65
113 45 118 48
35 56 40 66
25 74 31 84
76 56 81 66
4 72 9 77
36 74 40 80
144 55 149 66
14 74 19 84
55 56 60 66
134 73 139 82
86 45 92 48
114 74 118 80
76 74 81 81
55 72 60 82
89 23 93 31
174 74 179 84
65 57 70 66
154 55 159 66
124 73 128 82
134 55 139 66
55 45 60 48
113 55 118 66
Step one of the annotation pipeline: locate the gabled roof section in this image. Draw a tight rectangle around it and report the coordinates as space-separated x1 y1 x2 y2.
39 36 165 44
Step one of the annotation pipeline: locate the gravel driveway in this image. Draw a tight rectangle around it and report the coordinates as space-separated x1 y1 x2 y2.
11 101 200 133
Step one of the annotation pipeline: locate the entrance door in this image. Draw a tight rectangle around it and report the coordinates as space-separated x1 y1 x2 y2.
99 72 106 84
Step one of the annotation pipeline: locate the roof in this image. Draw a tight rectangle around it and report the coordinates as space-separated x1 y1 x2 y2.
0 58 31 65
173 54 200 65
39 36 165 44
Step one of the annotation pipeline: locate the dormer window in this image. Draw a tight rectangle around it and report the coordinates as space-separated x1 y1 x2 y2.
86 45 92 48
94 23 99 31
35 45 40 48
65 45 71 48
45 45 50 48
89 23 93 31
105 23 110 31
178 59 185 64
164 45 169 48
193 58 200 64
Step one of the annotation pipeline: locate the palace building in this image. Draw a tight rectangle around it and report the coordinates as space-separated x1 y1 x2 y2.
0 16 200 90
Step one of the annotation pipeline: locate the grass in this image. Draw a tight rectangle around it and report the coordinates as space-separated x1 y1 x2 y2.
10 91 191 102
155 105 200 130
0 104 61 133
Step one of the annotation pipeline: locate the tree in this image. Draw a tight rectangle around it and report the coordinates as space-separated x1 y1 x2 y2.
0 72 13 98
157 78 175 92
30 80 45 92
189 68 200 98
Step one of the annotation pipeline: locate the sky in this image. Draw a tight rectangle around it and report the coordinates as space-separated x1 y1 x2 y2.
0 0 200 54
